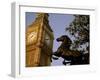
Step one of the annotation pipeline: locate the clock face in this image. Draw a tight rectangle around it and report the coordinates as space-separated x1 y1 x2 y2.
45 33 51 46
27 32 37 43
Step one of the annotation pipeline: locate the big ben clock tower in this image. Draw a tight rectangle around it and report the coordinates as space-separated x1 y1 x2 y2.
26 13 54 67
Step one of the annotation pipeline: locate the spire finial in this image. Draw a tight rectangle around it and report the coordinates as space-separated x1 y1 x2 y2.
36 13 49 18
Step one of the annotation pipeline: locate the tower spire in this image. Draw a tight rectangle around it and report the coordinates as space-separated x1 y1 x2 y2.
35 13 53 32
36 13 49 19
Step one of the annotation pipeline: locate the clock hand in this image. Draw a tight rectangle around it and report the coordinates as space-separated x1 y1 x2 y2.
45 39 50 40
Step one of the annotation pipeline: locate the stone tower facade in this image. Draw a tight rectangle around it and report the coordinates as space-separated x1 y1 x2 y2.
26 13 54 67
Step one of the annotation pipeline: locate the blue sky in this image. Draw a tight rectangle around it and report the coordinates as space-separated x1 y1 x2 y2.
26 12 75 66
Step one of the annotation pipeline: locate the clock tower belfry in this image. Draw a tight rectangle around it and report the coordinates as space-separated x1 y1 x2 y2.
26 13 54 67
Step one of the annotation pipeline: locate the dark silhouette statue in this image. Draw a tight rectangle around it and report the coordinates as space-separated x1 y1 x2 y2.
52 35 89 65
